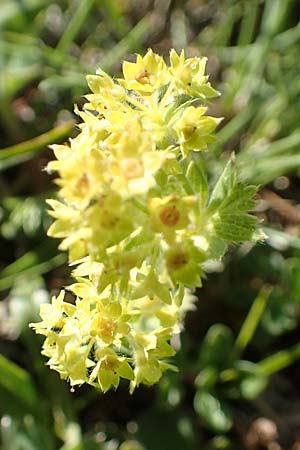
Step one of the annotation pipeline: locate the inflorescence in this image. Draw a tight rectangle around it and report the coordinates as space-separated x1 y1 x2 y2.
31 49 262 393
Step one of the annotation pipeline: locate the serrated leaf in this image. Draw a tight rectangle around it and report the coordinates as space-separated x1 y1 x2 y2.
208 156 259 243
213 213 258 242
209 156 236 211
219 184 257 214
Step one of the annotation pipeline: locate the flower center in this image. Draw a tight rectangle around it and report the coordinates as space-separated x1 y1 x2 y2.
159 205 180 227
167 250 188 270
135 70 151 85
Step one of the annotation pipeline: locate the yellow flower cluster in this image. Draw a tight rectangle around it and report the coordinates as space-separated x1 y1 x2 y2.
31 50 260 392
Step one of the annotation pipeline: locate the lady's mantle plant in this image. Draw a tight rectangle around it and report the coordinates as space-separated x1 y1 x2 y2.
31 50 262 393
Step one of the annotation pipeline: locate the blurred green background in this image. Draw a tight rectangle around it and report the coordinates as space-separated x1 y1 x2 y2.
1 0 300 449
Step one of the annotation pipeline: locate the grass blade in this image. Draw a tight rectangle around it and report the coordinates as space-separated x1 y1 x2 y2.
234 286 272 357
0 354 38 410
56 0 97 54
0 120 75 162
259 344 300 376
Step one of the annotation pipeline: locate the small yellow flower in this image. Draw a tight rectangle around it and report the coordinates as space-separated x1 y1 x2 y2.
164 240 205 287
89 348 134 392
87 68 126 100
148 196 193 241
120 49 169 94
169 49 220 98
173 106 222 155
130 329 176 391
32 290 74 336
90 302 130 345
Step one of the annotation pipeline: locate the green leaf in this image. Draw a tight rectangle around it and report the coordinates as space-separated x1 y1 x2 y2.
283 258 300 302
56 0 97 55
209 156 236 211
199 324 234 369
234 360 268 400
208 155 259 243
0 245 66 291
193 390 233 433
262 287 298 336
235 285 272 355
259 343 300 376
186 158 209 208
195 367 218 390
213 213 258 242
209 156 257 213
0 354 38 411
219 183 257 212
